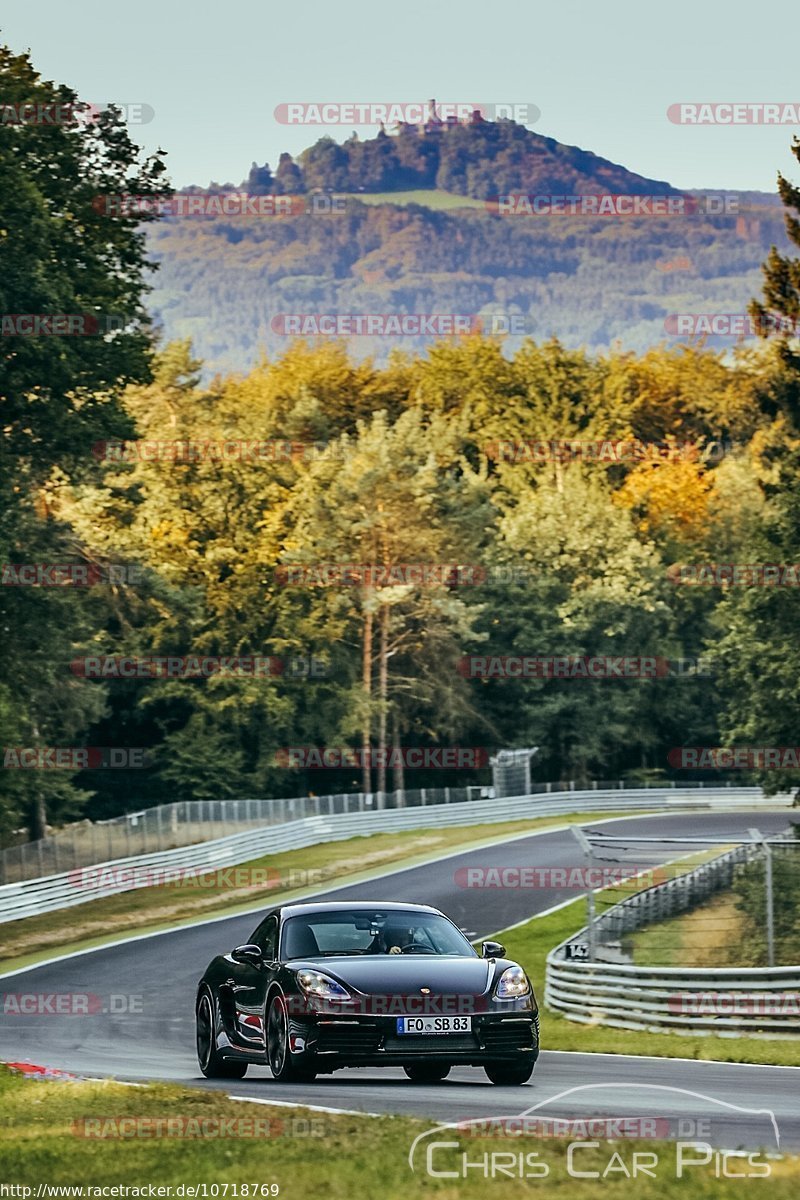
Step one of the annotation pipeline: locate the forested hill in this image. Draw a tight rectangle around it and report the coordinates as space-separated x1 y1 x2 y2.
233 118 679 199
146 119 789 377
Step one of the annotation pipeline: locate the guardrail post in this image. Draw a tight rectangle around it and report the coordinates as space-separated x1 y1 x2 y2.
749 827 775 967
572 827 596 961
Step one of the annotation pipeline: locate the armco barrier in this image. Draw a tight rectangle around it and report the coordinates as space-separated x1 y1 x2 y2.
545 958 800 1035
1 788 488 884
0 787 791 924
1 779 777 885
545 836 800 1035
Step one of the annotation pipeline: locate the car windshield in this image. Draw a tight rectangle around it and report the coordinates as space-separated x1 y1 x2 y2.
280 909 477 959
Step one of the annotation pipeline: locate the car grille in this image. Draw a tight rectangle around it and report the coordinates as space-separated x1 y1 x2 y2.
315 1021 382 1055
482 1019 537 1053
383 1033 478 1053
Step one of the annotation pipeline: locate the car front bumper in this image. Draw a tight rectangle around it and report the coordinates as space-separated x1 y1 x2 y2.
288 1009 539 1070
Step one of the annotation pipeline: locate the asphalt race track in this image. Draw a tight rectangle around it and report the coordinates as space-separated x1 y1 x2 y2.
1 810 799 1150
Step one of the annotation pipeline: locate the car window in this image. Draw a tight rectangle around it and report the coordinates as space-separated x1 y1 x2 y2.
280 910 477 958
250 914 279 959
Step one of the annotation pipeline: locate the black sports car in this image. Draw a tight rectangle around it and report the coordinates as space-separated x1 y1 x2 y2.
196 900 539 1084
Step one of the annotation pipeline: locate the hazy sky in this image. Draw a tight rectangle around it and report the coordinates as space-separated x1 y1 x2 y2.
4 0 799 191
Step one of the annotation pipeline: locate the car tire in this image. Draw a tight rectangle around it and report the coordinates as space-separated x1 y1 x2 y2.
196 989 248 1079
403 1063 451 1083
267 994 316 1083
484 1060 534 1086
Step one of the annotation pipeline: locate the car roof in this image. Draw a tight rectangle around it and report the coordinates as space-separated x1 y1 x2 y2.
278 900 441 919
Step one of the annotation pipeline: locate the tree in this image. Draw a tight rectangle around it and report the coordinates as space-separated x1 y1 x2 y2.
278 409 492 793
749 136 800 429
0 46 168 837
463 469 674 783
712 138 800 794
274 152 305 195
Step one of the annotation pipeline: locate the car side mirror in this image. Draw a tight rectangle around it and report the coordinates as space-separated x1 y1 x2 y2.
481 940 506 959
231 943 264 965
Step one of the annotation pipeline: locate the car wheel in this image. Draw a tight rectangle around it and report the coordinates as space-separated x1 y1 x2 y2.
484 1060 534 1086
403 1063 451 1083
267 994 316 1082
196 989 248 1079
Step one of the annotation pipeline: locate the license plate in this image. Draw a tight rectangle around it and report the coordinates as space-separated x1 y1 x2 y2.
396 1016 472 1035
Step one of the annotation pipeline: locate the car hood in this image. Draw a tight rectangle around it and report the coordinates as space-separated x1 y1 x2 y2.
288 954 502 996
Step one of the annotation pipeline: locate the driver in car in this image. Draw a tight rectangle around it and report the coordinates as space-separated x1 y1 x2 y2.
369 925 414 954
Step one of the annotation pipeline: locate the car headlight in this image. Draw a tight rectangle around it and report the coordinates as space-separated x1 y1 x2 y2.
495 965 530 999
297 969 352 1001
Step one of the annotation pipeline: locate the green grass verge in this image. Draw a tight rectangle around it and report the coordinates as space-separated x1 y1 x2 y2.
492 901 800 1067
1 1068 796 1194
629 892 750 967
0 811 647 973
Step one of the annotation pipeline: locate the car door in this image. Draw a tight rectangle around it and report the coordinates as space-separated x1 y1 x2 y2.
227 913 280 1052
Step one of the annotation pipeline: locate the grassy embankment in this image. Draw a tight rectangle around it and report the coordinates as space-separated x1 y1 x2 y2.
0 1067 796 1194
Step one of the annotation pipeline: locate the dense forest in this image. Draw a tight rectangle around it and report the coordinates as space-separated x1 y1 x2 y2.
6 329 800 838
3 47 800 843
148 191 789 375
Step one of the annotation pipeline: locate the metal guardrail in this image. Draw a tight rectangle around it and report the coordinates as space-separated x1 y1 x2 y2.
545 959 800 1034
1 788 488 884
545 837 800 1035
0 786 790 924
0 779 782 885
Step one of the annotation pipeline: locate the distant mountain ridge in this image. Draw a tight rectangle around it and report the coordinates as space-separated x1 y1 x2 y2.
202 117 682 201
151 120 788 376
